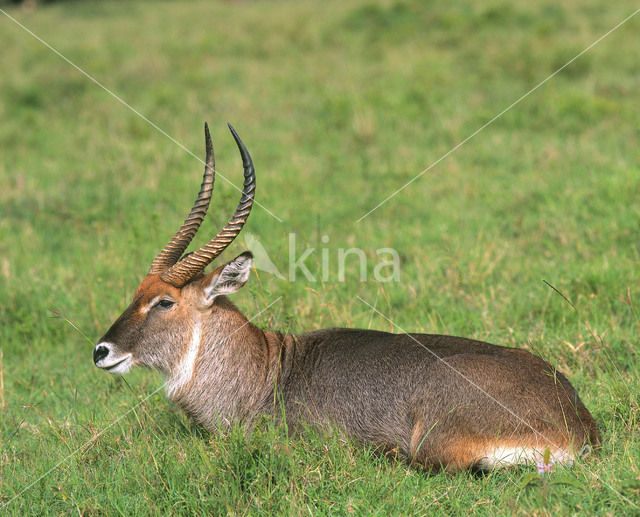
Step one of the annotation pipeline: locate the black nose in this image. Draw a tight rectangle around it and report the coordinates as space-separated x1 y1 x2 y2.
93 344 109 364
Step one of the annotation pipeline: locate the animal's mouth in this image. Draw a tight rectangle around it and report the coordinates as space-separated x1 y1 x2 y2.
97 353 133 374
105 356 129 371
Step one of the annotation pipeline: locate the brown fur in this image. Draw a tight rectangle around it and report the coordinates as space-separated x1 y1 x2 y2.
95 270 600 472
93 129 599 471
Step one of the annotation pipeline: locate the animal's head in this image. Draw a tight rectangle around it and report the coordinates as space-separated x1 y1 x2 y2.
93 124 255 376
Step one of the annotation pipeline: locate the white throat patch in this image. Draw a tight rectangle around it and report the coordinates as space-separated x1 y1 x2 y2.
167 320 202 398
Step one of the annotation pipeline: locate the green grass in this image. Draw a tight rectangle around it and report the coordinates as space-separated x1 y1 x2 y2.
1 0 639 514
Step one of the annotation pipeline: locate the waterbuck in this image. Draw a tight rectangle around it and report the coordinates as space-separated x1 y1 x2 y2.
94 123 600 471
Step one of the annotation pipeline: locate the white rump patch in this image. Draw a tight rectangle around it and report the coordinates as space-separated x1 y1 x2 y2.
477 446 573 470
167 321 201 397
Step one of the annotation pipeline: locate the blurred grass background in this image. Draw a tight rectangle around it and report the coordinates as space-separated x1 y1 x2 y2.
0 0 639 514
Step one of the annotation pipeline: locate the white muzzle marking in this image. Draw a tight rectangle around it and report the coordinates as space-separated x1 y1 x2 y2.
94 342 133 375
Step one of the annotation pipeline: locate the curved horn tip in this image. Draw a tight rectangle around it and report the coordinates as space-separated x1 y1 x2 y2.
204 122 212 149
227 123 241 143
227 124 252 164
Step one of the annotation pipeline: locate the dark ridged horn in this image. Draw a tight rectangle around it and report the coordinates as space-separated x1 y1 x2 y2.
148 123 216 275
160 124 256 287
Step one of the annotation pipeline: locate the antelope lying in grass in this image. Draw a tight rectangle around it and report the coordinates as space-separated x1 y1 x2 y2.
94 124 600 471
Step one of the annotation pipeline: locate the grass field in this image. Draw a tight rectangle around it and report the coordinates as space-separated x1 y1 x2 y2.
1 0 639 514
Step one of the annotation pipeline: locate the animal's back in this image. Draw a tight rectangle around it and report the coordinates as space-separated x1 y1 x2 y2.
282 328 600 470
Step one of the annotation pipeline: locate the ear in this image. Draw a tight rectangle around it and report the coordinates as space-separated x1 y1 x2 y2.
202 251 253 304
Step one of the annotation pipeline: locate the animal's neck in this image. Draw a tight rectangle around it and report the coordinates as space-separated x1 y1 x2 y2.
167 299 293 429
166 316 203 398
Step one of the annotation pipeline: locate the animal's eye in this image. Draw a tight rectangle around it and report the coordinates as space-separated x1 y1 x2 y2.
156 299 175 309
